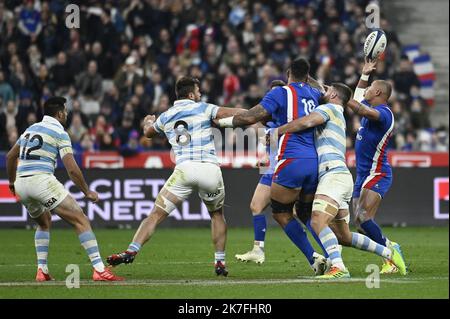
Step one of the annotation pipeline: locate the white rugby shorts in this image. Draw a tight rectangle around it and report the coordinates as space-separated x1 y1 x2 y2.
164 161 225 212
14 174 69 218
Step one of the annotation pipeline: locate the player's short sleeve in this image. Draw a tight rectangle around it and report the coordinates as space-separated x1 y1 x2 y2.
205 103 219 119
58 131 73 158
152 113 166 134
376 106 393 127
259 87 284 114
313 104 331 122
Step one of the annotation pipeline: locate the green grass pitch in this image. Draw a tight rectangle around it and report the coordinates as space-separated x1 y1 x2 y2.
0 226 447 299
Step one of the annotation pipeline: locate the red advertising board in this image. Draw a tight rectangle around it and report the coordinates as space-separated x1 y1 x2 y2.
83 151 449 169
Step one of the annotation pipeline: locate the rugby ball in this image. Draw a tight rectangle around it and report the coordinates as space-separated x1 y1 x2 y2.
364 30 387 60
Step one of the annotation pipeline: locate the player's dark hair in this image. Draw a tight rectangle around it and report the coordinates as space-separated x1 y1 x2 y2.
331 83 353 105
44 97 66 117
288 58 310 82
175 76 200 99
270 80 286 89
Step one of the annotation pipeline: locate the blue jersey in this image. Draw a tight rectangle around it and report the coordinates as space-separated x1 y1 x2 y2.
260 83 322 160
153 99 219 165
16 116 73 177
355 101 394 176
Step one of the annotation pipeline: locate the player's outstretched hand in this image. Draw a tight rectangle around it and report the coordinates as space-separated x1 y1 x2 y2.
362 57 378 75
86 191 99 203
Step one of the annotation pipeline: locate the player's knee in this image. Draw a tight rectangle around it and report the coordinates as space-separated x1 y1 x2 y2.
38 213 52 231
271 199 294 214
309 217 323 235
250 200 263 215
272 213 292 227
295 201 312 225
355 208 370 224
155 193 178 215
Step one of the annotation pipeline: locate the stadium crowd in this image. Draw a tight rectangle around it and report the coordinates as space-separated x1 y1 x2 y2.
0 0 448 155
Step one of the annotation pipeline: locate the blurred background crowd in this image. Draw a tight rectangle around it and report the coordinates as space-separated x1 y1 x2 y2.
0 0 448 156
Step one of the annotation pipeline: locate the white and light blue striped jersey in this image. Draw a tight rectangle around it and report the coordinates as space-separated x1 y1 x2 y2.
16 116 73 177
313 103 349 178
153 99 219 165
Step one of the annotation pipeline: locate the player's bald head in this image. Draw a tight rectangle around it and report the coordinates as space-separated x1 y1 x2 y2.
373 80 392 100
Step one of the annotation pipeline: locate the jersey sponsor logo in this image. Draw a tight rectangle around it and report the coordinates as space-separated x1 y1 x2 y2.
44 197 57 208
206 190 221 198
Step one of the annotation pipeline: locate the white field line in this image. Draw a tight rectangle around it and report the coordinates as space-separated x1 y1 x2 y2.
0 277 434 287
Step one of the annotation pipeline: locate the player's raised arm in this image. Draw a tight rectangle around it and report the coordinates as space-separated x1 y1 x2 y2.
354 57 377 102
276 112 326 136
5 143 20 195
307 75 328 94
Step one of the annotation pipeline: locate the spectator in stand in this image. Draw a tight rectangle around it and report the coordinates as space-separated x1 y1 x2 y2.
76 60 103 116
393 56 421 102
16 91 39 134
74 132 95 153
68 113 88 146
17 0 42 53
0 1 446 153
90 114 117 151
7 126 18 149
50 51 74 93
114 55 143 98
0 71 14 103
67 99 90 129
119 130 143 157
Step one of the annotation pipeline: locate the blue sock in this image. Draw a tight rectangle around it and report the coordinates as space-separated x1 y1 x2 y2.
360 219 387 246
253 215 266 242
128 242 141 253
283 219 315 264
35 230 50 272
319 227 345 270
78 231 105 272
306 219 329 258
351 233 391 259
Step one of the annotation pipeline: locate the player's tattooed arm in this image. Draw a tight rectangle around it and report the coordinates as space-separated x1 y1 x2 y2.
276 112 325 136
232 104 271 127
6 143 20 195
215 107 246 119
347 99 380 121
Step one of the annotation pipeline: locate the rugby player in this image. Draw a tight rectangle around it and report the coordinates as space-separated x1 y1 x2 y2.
275 83 407 278
346 58 407 274
219 58 328 275
6 97 123 281
107 76 244 276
